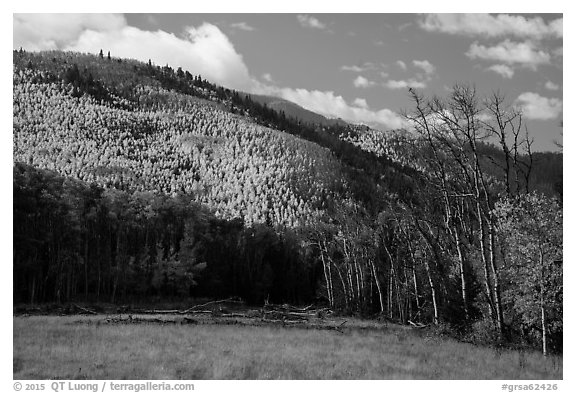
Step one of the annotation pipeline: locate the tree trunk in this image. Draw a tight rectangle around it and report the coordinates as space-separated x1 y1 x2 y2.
388 274 393 319
424 256 439 324
539 248 548 356
319 248 333 308
476 202 495 321
369 259 385 314
452 222 469 320
488 225 504 337
30 275 36 305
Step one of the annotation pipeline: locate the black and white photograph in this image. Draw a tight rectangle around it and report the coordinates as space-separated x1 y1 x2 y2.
9 3 566 388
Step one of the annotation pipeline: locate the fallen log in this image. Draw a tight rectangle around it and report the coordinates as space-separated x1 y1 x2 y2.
261 318 306 326
133 309 182 314
72 304 97 315
262 310 310 321
408 320 428 328
222 312 260 318
263 303 316 314
183 297 244 313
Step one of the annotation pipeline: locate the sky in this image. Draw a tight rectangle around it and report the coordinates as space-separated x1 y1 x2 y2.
13 13 563 151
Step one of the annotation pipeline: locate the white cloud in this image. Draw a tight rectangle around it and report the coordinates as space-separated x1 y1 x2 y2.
14 13 126 50
545 81 560 91
230 22 255 32
341 62 375 72
341 65 364 72
515 92 562 120
420 14 563 40
396 60 407 70
262 73 274 83
253 84 408 129
549 18 563 39
467 40 550 69
487 64 515 79
384 79 426 90
398 22 412 31
353 75 376 88
353 98 369 109
412 60 435 75
297 15 326 30
476 113 493 123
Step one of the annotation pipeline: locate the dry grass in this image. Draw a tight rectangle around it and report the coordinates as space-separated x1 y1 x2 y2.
13 315 562 380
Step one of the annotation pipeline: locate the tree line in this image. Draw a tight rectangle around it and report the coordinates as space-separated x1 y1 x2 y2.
14 162 318 306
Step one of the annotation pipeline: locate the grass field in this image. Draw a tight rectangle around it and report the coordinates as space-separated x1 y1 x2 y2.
13 315 562 380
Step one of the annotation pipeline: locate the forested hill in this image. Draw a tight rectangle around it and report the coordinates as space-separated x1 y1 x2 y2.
13 50 562 354
12 49 561 203
13 49 421 224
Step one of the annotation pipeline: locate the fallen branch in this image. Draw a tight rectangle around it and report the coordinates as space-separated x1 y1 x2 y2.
134 309 182 314
223 312 260 318
408 320 428 328
262 310 310 321
182 297 244 313
72 304 97 315
263 303 316 314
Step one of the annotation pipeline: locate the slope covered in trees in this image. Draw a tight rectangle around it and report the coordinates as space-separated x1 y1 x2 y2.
14 57 348 228
13 50 562 354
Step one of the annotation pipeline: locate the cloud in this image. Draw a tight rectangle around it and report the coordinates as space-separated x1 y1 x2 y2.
487 64 515 79
353 75 376 88
384 79 426 90
353 98 369 109
398 22 412 31
341 65 364 72
467 40 550 69
230 22 255 32
261 73 274 83
14 13 126 50
515 92 562 120
341 62 375 72
412 60 435 75
297 15 327 30
420 14 563 40
282 90 408 129
545 81 560 91
396 60 407 70
253 84 408 129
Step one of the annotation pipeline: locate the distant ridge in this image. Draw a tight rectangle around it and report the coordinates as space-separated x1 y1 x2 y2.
245 93 349 128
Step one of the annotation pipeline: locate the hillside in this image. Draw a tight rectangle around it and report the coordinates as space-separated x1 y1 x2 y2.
13 53 352 228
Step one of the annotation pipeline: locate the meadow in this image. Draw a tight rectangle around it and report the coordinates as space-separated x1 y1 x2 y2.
13 315 562 380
